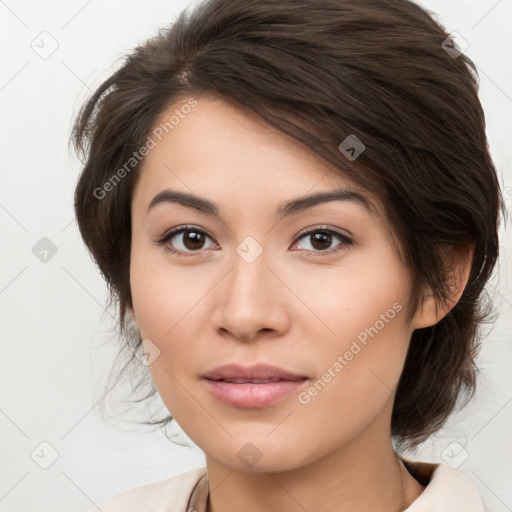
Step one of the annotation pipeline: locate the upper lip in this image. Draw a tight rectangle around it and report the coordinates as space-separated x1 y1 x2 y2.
202 363 308 381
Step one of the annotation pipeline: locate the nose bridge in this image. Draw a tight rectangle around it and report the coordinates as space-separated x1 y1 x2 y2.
214 236 288 339
226 237 272 312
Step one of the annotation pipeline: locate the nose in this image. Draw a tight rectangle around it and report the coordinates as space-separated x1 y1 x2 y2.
212 244 291 342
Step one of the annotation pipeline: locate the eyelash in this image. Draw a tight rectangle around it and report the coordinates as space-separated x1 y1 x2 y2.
155 225 353 258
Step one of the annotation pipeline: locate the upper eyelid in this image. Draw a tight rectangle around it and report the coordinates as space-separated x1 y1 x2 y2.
295 225 351 239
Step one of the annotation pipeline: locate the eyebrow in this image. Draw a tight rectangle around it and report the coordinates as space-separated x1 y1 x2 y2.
146 188 372 220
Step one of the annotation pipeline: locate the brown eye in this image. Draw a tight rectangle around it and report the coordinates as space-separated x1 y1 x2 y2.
309 231 333 251
293 227 352 254
156 226 218 256
180 229 207 250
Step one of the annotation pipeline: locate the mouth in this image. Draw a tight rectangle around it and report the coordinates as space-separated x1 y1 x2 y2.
201 363 309 408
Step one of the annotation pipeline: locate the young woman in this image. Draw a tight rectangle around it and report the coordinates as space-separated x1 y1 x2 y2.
71 0 505 510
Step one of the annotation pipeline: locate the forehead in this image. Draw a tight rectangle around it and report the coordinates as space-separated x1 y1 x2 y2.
133 96 371 209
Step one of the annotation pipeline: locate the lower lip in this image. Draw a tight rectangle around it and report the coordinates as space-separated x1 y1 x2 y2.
203 378 308 408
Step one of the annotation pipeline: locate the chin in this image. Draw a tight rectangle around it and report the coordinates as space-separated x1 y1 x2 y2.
202 436 319 474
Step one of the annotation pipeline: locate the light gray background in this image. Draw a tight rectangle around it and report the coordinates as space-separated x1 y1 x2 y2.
1 1 511 511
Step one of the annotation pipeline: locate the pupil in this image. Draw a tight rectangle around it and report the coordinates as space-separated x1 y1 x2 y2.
184 230 204 250
311 232 331 250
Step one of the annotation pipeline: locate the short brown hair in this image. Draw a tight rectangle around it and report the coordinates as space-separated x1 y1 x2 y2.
71 0 506 452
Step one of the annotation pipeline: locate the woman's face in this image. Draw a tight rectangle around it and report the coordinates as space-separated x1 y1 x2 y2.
129 95 424 471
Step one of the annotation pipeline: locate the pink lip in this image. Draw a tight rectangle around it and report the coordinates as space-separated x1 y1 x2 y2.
201 363 309 408
203 378 308 408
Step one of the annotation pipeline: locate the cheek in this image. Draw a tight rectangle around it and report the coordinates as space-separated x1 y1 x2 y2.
291 305 410 460
286 244 411 344
288 249 412 412
129 242 210 337
129 247 216 408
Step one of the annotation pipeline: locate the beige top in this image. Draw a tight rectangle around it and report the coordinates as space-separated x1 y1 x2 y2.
89 458 486 512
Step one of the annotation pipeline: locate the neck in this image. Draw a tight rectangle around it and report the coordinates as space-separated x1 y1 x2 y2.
204 421 425 512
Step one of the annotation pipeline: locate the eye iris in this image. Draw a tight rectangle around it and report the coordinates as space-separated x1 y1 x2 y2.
183 230 205 250
310 231 332 250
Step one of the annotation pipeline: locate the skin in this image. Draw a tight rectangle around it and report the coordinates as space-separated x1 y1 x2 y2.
128 95 472 512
